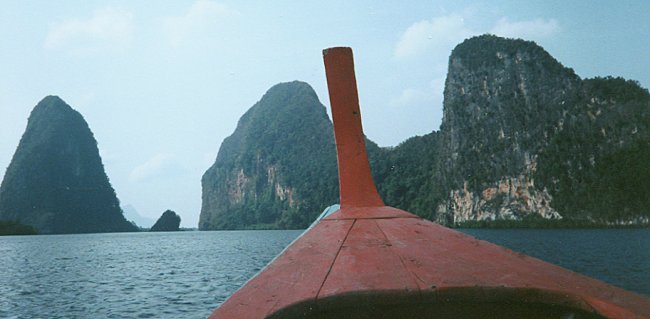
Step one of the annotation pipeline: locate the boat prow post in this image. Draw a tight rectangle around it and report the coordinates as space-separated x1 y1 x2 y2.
323 47 384 210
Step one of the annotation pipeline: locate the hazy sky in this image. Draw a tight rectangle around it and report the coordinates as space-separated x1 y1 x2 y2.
1 1 649 227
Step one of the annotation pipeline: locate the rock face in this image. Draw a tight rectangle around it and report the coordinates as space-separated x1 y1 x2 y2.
433 35 575 224
432 35 650 225
0 96 137 234
150 210 181 231
199 81 338 230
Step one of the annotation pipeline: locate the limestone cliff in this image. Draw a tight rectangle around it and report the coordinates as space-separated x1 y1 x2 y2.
432 35 650 225
199 81 338 230
0 96 137 234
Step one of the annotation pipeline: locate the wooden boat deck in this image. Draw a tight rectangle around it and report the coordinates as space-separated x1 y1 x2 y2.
210 205 650 318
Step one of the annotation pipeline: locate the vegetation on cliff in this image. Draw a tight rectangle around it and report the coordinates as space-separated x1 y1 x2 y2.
371 132 440 218
0 96 138 234
536 76 650 223
431 35 650 226
199 81 338 230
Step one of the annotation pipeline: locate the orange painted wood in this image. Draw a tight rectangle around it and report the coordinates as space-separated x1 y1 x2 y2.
207 219 354 319
376 216 650 316
323 47 384 209
318 219 419 299
324 205 416 220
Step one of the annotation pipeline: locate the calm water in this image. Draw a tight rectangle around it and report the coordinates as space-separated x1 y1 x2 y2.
1 228 648 318
0 230 301 319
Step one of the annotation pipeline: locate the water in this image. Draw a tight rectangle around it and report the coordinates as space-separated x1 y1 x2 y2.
460 228 650 297
1 229 648 318
0 230 301 319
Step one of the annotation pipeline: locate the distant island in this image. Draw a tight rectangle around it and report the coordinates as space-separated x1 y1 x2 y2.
0 96 138 234
151 210 181 232
200 35 650 230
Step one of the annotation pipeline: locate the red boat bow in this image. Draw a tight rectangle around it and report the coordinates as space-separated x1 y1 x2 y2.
208 47 650 319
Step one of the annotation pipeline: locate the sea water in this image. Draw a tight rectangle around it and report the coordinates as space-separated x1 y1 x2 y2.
0 231 300 319
0 228 648 318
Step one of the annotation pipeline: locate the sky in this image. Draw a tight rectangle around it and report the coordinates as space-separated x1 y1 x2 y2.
1 1 649 227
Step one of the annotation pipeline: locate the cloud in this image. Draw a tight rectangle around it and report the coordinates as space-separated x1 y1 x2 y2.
129 154 186 183
394 14 561 59
45 7 134 54
394 14 472 59
163 0 238 47
490 17 560 40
